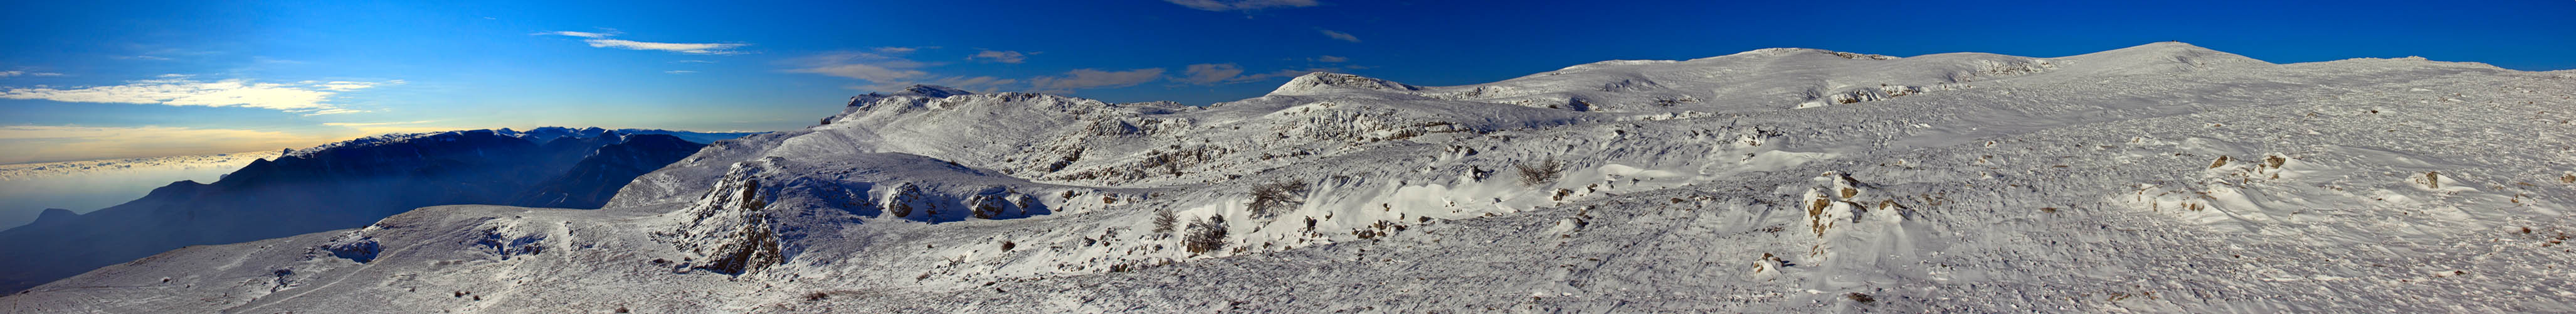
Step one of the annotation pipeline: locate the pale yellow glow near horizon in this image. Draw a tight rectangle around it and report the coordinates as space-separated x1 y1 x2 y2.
0 124 473 165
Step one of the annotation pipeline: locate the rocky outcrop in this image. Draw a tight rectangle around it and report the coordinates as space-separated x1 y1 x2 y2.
658 160 785 275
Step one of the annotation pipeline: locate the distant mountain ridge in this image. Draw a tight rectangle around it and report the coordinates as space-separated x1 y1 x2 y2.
511 134 709 208
498 126 754 148
0 127 749 293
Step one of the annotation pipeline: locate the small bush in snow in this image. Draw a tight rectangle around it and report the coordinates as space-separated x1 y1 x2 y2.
1247 181 1309 217
1152 207 1177 235
1185 215 1227 254
1517 157 1563 187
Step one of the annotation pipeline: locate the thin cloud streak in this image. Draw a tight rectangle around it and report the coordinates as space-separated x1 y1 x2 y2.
1030 68 1166 90
1179 63 1245 85
971 50 1029 63
1319 30 1361 43
583 39 747 55
1163 0 1319 11
784 49 1034 93
1178 63 1359 85
537 31 615 38
0 77 396 115
539 31 747 55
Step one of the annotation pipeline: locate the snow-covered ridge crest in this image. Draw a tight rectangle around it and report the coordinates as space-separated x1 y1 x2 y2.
283 126 754 158
1732 47 1898 60
1267 72 1422 96
285 128 589 158
282 130 482 158
2044 41 2269 75
843 84 975 107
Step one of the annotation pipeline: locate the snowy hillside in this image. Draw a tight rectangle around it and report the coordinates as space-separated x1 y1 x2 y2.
8 42 2575 313
0 129 743 293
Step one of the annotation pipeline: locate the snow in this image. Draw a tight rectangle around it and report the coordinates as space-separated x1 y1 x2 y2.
8 42 2576 313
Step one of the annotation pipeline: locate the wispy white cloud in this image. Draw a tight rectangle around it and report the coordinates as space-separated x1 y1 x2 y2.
970 50 1029 63
833 76 1022 95
1031 68 1166 90
0 77 396 115
673 60 717 63
1176 63 1359 85
790 49 1168 94
0 71 65 77
537 31 615 38
538 31 747 55
1179 63 1245 85
786 49 1020 92
1319 29 1361 43
583 39 747 55
1164 0 1319 11
303 80 388 91
1312 55 1348 63
1234 69 1317 82
786 51 933 82
664 70 698 74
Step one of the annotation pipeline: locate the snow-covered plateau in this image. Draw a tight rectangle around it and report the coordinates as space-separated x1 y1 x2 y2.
6 42 2574 313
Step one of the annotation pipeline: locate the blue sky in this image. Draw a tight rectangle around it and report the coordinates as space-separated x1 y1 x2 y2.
2 0 2571 163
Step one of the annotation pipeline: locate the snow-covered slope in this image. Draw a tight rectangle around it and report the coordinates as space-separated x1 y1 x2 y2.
9 42 2576 313
0 129 747 293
